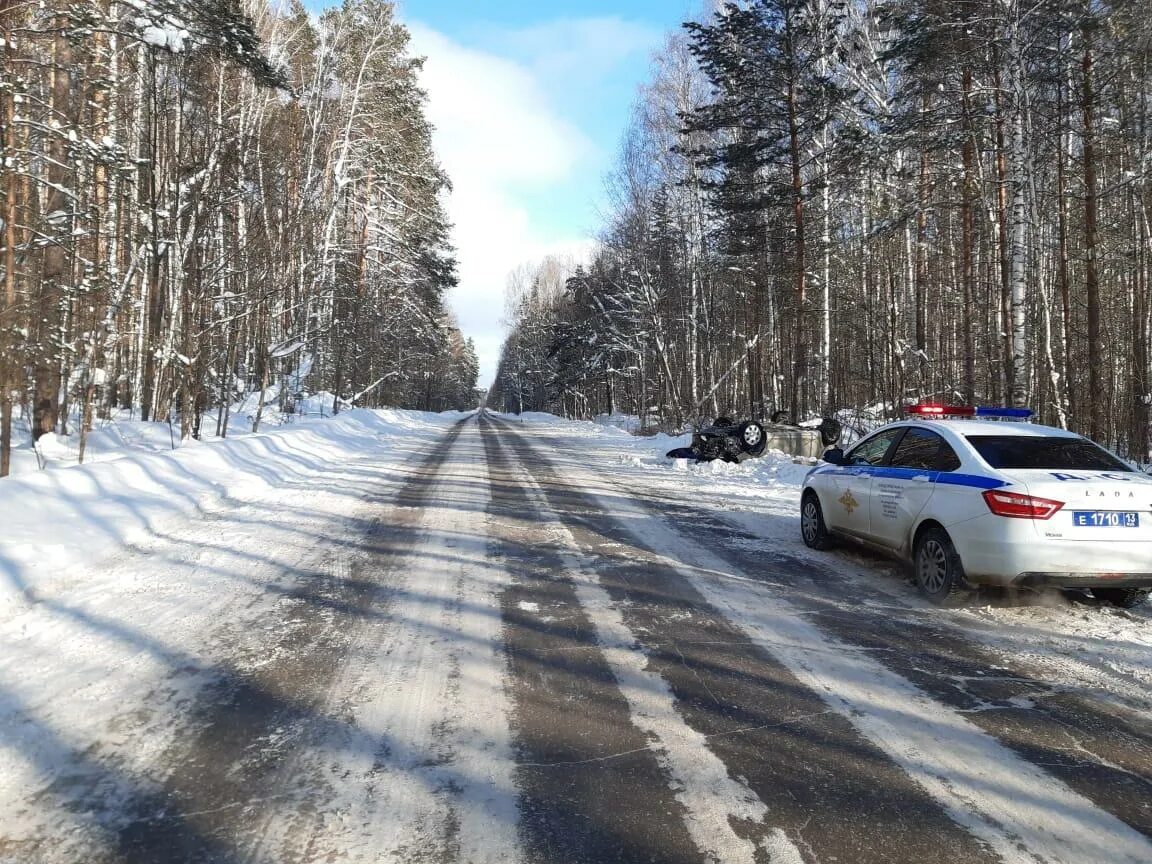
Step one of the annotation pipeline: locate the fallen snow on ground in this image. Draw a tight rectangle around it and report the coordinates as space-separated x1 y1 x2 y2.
0 409 466 617
0 409 469 860
2 410 1142 861
4 390 345 477
508 412 1152 716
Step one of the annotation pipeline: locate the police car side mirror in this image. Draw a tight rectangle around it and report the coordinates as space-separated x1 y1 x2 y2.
822 447 845 466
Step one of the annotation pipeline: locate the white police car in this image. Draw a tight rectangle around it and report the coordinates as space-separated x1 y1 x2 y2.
800 405 1152 607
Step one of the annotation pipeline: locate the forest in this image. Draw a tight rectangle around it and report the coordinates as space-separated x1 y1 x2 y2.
0 0 478 476
492 0 1152 459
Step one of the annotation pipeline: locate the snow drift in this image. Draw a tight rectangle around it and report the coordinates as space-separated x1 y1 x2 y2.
0 410 465 620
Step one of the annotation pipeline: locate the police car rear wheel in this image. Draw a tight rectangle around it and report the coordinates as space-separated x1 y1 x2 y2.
1093 587 1150 609
801 492 835 550
914 528 969 606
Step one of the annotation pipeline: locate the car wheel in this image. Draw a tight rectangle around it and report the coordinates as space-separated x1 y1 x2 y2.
818 418 843 446
914 526 970 606
739 421 767 456
713 416 734 428
1093 587 1151 609
800 491 835 550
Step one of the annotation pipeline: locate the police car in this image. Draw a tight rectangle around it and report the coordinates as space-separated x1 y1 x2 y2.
800 405 1152 608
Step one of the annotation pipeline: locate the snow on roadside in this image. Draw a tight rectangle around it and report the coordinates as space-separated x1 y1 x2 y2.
2 385 345 478
0 409 467 861
0 409 466 620
504 411 1152 716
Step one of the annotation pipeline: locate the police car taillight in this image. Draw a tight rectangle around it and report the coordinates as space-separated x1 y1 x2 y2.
906 405 976 418
982 490 1064 520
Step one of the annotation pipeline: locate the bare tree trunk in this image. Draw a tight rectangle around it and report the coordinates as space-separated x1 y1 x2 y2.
915 92 931 396
1056 49 1075 427
820 147 832 411
0 4 16 476
253 341 270 433
33 17 74 440
140 51 164 423
1132 203 1148 458
787 58 807 422
1006 4 1030 408
1082 26 1102 441
960 68 977 403
992 55 1011 405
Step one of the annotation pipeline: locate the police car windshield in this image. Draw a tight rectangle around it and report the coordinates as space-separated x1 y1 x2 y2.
965 435 1133 471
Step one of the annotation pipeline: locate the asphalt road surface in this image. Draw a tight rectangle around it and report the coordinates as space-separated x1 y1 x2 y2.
4 412 1152 864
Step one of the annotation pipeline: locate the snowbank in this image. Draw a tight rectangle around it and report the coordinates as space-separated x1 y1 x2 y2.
0 409 465 619
2 387 349 478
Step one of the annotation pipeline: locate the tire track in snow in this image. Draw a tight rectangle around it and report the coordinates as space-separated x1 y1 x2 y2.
483 423 715 864
483 417 806 864
0 435 425 864
599 475 1152 843
497 417 1152 864
493 418 999 864
242 417 522 863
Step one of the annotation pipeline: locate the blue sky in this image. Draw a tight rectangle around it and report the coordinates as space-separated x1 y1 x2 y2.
308 1 708 385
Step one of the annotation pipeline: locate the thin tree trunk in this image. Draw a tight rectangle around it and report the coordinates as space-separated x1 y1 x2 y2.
1082 26 1102 441
33 17 73 440
915 92 931 396
1006 6 1030 409
1056 51 1075 428
961 68 978 403
992 55 1011 404
0 4 16 476
786 50 807 421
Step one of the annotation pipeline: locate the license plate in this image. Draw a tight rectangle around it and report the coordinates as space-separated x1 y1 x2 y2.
1072 511 1140 528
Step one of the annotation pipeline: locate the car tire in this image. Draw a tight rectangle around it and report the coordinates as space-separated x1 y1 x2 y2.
818 418 843 446
713 416 734 428
1093 587 1151 609
738 421 767 456
800 491 835 550
914 526 970 606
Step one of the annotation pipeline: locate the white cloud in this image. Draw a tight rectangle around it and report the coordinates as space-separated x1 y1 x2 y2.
406 23 596 387
484 17 664 89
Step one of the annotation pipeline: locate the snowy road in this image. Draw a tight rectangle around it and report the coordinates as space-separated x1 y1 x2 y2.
2 411 1151 863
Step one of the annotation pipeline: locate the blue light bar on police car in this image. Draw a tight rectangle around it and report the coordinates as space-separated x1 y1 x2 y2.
975 406 1033 419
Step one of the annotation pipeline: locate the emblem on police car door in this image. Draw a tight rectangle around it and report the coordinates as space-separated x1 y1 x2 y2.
839 489 859 515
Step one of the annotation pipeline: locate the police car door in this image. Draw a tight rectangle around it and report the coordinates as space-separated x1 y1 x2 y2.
830 428 905 538
868 427 953 551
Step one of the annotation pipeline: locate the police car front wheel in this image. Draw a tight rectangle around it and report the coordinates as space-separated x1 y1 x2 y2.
800 492 835 550
914 527 970 606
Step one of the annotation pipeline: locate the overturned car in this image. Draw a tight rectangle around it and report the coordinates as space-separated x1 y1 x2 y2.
666 415 843 463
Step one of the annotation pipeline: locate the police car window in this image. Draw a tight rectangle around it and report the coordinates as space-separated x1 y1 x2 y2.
846 429 903 466
935 441 961 471
889 428 956 471
966 436 1133 471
